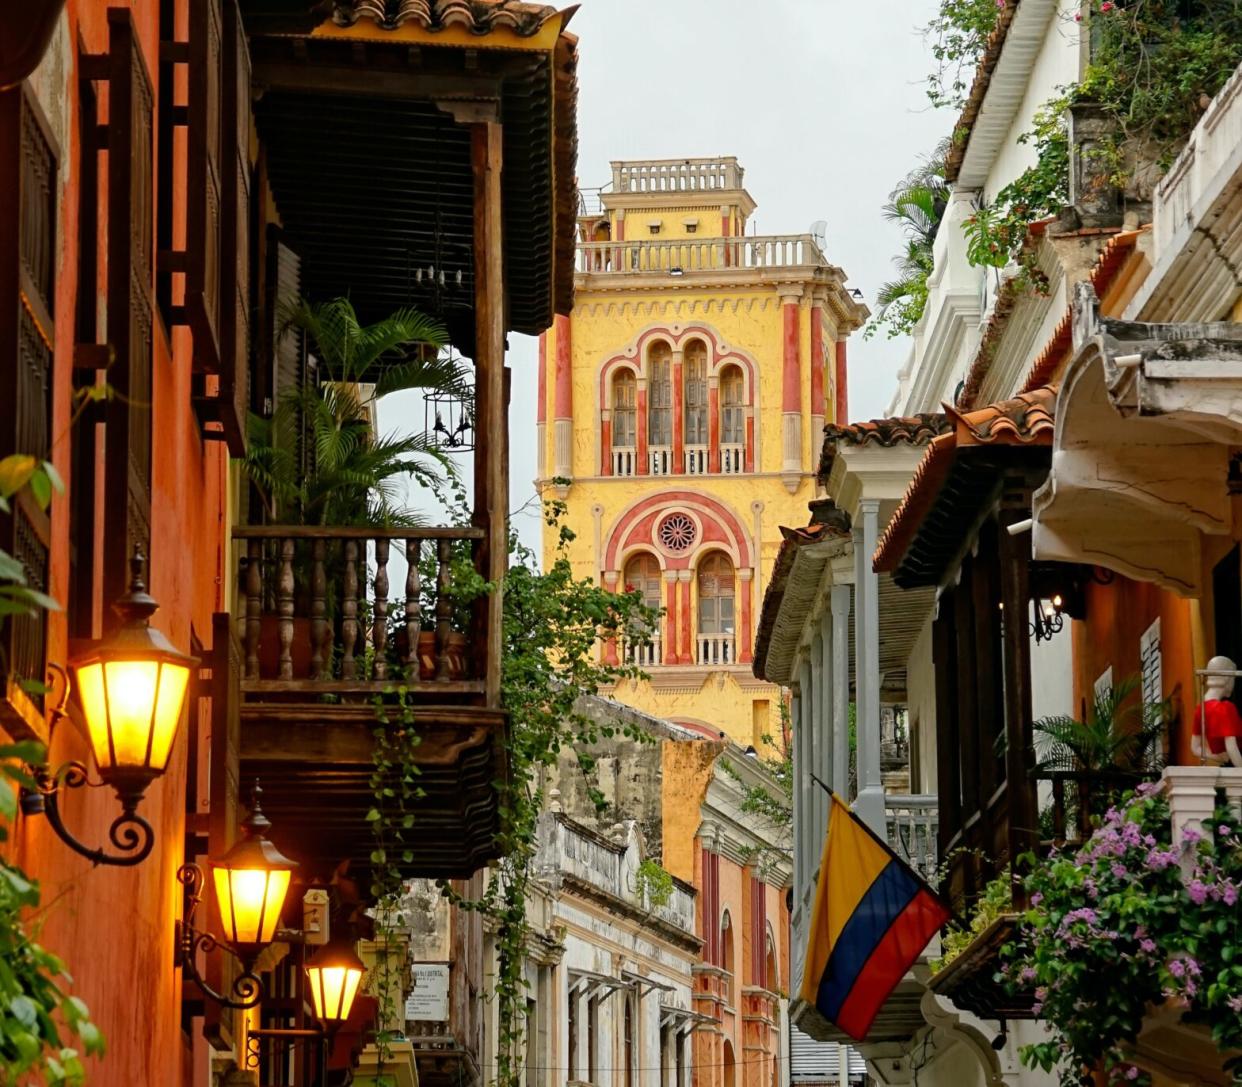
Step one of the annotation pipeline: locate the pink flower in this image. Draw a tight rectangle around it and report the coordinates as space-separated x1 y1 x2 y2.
1139 938 1157 954
1100 1 1114 10
1223 882 1238 906
1188 879 1209 905
1074 11 1083 19
1125 1067 1138 1081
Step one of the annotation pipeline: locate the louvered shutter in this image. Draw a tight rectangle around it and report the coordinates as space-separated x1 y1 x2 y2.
185 0 224 375
103 9 154 610
0 83 57 737
266 232 312 488
216 0 251 454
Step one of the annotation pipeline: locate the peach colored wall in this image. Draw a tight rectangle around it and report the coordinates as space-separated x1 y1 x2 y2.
7 3 226 1084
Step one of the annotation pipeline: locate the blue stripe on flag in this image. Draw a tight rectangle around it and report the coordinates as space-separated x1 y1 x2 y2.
815 859 921 1020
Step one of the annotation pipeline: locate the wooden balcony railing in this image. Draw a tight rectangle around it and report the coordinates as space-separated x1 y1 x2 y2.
1037 768 1155 847
233 525 486 696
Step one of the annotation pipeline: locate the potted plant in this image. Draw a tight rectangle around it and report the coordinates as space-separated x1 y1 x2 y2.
240 297 468 680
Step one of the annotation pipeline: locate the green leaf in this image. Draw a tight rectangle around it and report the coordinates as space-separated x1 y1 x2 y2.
0 455 37 498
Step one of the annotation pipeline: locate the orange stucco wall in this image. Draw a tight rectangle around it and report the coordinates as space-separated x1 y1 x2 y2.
6 3 228 1083
1072 578 1195 765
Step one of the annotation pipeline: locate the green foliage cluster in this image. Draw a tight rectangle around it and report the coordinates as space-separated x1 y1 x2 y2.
0 458 104 1084
1033 674 1167 775
923 0 1006 110
634 859 675 910
866 146 950 341
1008 788 1242 1084
242 297 466 526
965 1 1242 277
929 864 1013 974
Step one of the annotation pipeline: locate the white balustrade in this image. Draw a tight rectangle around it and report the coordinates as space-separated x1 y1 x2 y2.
576 233 827 277
623 634 662 668
684 446 708 475
720 444 744 474
696 633 735 666
884 795 939 882
612 157 743 195
611 447 637 477
648 447 673 476
1164 765 1242 850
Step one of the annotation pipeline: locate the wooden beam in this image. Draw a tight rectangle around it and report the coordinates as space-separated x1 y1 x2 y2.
999 503 1038 907
471 120 506 708
252 59 502 102
241 721 498 767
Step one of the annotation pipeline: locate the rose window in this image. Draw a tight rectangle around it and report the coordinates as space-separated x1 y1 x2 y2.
658 513 697 554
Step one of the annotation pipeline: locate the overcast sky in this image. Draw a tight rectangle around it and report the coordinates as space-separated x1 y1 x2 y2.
389 0 955 551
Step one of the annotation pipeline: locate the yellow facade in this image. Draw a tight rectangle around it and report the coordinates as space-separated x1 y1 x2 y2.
539 156 866 745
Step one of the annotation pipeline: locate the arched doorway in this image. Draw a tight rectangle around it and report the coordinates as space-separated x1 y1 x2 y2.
723 1039 737 1087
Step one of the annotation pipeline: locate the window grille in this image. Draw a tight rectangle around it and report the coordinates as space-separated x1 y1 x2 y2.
684 340 707 446
648 343 672 447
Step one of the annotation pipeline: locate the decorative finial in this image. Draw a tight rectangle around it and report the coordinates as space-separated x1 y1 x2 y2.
112 543 159 625
243 779 272 836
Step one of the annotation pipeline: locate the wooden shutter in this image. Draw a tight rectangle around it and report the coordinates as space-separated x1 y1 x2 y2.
0 83 57 738
266 230 311 487
216 0 251 455
101 9 154 610
185 0 225 374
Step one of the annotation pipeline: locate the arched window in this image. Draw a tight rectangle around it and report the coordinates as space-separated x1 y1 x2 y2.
720 364 745 474
721 910 735 1006
684 339 708 455
624 553 663 665
611 370 637 475
648 342 672 472
697 553 735 665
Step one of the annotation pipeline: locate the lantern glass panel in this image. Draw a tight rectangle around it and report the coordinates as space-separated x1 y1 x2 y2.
307 963 363 1023
212 866 291 946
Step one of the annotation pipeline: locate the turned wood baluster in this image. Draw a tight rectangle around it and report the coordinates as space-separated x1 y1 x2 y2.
245 539 262 680
373 538 390 681
435 537 452 681
310 538 327 680
278 537 295 679
405 539 421 675
342 539 359 680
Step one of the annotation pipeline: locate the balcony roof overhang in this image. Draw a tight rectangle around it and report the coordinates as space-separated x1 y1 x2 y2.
241 0 578 350
874 389 1058 590
1032 284 1242 596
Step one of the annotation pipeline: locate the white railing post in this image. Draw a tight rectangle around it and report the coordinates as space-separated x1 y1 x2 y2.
1164 765 1242 851
649 447 672 476
696 633 735 666
612 448 636 477
720 444 743 474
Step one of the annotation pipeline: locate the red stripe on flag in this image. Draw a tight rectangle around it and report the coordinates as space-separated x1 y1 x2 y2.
835 889 950 1041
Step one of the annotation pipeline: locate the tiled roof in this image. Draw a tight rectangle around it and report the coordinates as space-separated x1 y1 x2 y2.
335 0 568 35
753 519 850 682
943 0 1019 185
818 413 951 479
873 385 1058 574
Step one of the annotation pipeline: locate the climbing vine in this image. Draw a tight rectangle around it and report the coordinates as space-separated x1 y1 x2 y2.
923 0 1007 110
635 859 675 910
0 456 104 1085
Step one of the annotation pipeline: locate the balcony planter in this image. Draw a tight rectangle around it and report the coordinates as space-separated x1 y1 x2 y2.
926 913 1037 1021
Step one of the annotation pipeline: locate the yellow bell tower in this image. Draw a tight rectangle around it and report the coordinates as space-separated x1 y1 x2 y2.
538 157 866 746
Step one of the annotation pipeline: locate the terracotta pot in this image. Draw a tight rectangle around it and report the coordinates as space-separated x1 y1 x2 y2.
257 614 315 679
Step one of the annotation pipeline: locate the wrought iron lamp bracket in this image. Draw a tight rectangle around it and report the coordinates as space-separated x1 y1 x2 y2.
175 863 265 1010
19 664 155 867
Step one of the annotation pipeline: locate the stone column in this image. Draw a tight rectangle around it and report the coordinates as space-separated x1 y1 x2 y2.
830 584 851 799
798 658 814 888
810 288 827 442
792 679 806 916
678 570 693 664
663 570 678 666
738 568 753 664
820 610 834 799
636 374 649 475
780 287 803 493
853 499 884 832
600 407 612 476
810 633 826 859
602 571 620 664
552 314 573 490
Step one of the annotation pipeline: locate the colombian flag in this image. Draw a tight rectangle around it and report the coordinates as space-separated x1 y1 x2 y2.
799 794 951 1041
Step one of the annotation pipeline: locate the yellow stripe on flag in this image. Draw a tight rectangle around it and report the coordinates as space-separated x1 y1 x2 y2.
799 795 891 1006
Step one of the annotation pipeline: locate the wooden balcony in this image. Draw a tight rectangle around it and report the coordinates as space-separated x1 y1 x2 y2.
229 525 506 885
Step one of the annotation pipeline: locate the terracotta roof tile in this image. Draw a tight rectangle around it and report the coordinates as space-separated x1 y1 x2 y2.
943 0 1019 185
873 385 1058 573
338 0 568 35
818 413 951 479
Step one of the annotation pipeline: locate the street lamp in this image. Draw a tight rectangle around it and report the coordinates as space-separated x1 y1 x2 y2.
26 547 197 866
304 936 367 1025
177 783 299 1009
